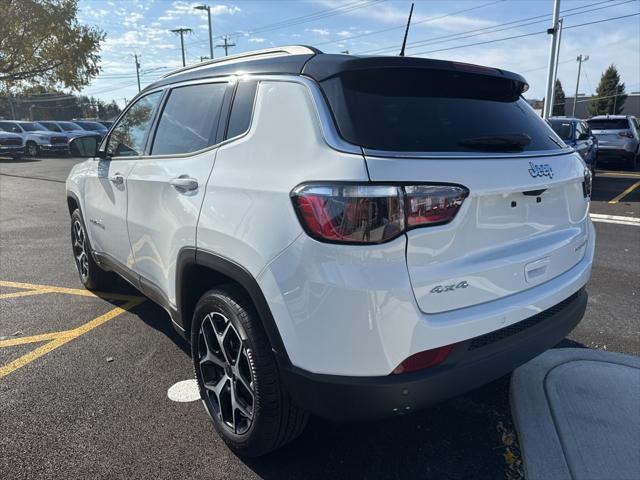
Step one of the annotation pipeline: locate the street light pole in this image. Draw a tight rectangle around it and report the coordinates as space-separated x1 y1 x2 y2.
195 4 214 60
572 54 589 117
170 28 193 67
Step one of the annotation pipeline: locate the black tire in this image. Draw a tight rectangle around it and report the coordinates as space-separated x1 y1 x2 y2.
191 287 308 457
627 153 638 171
70 209 114 290
25 141 38 157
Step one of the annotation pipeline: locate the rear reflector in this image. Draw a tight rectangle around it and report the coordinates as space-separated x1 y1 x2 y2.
292 183 468 244
392 345 453 374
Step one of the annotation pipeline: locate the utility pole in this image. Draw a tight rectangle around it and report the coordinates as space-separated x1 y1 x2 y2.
572 54 589 116
170 27 193 67
543 0 561 119
216 36 236 57
134 53 141 93
195 4 214 60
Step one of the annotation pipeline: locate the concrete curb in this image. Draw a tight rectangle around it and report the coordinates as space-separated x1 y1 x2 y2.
510 348 640 480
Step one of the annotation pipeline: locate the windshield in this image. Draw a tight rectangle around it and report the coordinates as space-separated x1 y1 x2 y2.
74 121 104 131
587 119 629 130
39 122 62 132
549 120 573 140
20 122 43 132
320 68 562 152
58 122 81 131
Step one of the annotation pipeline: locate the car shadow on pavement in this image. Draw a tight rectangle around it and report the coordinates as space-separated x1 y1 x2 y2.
0 157 41 163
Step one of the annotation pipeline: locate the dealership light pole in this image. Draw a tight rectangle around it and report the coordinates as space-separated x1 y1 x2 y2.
170 27 193 67
543 0 561 119
195 4 214 60
572 54 589 116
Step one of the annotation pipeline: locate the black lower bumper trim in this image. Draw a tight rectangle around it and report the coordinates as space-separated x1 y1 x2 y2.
280 288 587 421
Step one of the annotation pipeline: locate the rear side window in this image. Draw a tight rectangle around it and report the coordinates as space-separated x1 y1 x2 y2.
587 119 630 130
226 80 258 139
321 68 562 153
151 82 227 155
549 120 572 140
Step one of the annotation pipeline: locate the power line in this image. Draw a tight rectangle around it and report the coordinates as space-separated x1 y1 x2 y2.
410 12 640 56
317 0 506 48
357 0 630 55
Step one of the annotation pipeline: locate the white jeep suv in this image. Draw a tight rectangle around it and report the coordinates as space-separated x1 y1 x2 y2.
66 47 595 456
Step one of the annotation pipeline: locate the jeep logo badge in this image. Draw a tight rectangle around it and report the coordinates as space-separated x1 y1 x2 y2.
430 281 469 294
528 162 553 179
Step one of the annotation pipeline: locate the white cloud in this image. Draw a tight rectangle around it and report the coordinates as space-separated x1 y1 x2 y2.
307 28 330 36
336 30 351 38
248 37 265 43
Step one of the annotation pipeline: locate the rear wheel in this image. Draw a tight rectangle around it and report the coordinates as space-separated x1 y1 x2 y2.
191 287 307 457
25 141 38 157
627 152 638 171
70 209 113 290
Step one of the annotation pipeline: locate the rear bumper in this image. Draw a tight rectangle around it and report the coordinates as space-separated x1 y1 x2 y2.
597 146 636 157
281 288 587 420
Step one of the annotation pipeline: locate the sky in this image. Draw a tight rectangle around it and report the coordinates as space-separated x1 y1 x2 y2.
76 0 640 106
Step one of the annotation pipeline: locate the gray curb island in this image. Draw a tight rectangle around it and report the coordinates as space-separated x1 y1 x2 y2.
510 348 640 480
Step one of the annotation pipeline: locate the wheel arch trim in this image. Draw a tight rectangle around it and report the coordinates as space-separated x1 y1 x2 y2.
177 247 292 366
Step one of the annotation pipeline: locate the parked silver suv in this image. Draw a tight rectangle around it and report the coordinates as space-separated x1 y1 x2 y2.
587 115 640 170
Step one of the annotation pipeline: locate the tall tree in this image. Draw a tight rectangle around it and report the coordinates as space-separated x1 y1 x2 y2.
588 64 627 116
0 0 104 90
552 79 565 117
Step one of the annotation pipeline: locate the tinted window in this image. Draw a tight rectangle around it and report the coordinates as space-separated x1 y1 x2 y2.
226 80 257 139
587 119 630 130
151 83 227 155
74 121 105 131
0 122 21 133
107 91 163 157
58 122 81 131
549 120 572 140
40 122 62 132
321 68 562 152
20 122 42 131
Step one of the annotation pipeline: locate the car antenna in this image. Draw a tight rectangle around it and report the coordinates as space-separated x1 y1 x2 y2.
399 2 414 57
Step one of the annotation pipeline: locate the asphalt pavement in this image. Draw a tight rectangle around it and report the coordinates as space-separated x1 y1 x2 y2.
0 156 638 480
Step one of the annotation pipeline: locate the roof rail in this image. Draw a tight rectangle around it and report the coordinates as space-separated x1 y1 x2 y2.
162 45 322 79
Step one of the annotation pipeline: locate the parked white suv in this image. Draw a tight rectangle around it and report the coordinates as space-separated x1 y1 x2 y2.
66 47 595 456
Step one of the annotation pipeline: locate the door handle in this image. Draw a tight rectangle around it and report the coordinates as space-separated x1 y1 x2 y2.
109 173 124 186
170 176 198 192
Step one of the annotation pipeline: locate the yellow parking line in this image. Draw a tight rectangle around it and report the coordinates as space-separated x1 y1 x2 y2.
0 280 143 302
598 171 640 179
0 331 69 347
0 298 144 379
608 180 640 204
0 289 53 300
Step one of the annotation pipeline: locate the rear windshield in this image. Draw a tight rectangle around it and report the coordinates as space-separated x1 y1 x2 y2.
549 119 573 140
320 68 562 152
587 119 629 130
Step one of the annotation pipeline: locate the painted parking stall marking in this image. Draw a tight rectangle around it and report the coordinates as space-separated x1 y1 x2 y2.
590 213 640 226
608 180 640 204
0 280 145 379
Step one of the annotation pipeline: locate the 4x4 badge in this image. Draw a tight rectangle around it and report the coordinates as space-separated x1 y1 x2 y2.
528 162 553 179
430 281 469 294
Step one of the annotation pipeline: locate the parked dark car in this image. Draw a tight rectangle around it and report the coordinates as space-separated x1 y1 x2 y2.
549 117 598 172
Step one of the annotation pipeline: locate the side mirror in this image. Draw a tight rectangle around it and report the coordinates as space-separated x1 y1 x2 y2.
578 132 590 141
69 136 99 158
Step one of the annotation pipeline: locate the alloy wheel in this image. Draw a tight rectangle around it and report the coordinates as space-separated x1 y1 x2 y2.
26 142 37 157
72 219 89 281
198 311 255 435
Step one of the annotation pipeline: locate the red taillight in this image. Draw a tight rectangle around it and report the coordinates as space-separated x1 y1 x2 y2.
619 131 634 138
292 183 468 244
392 345 453 374
404 185 468 227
